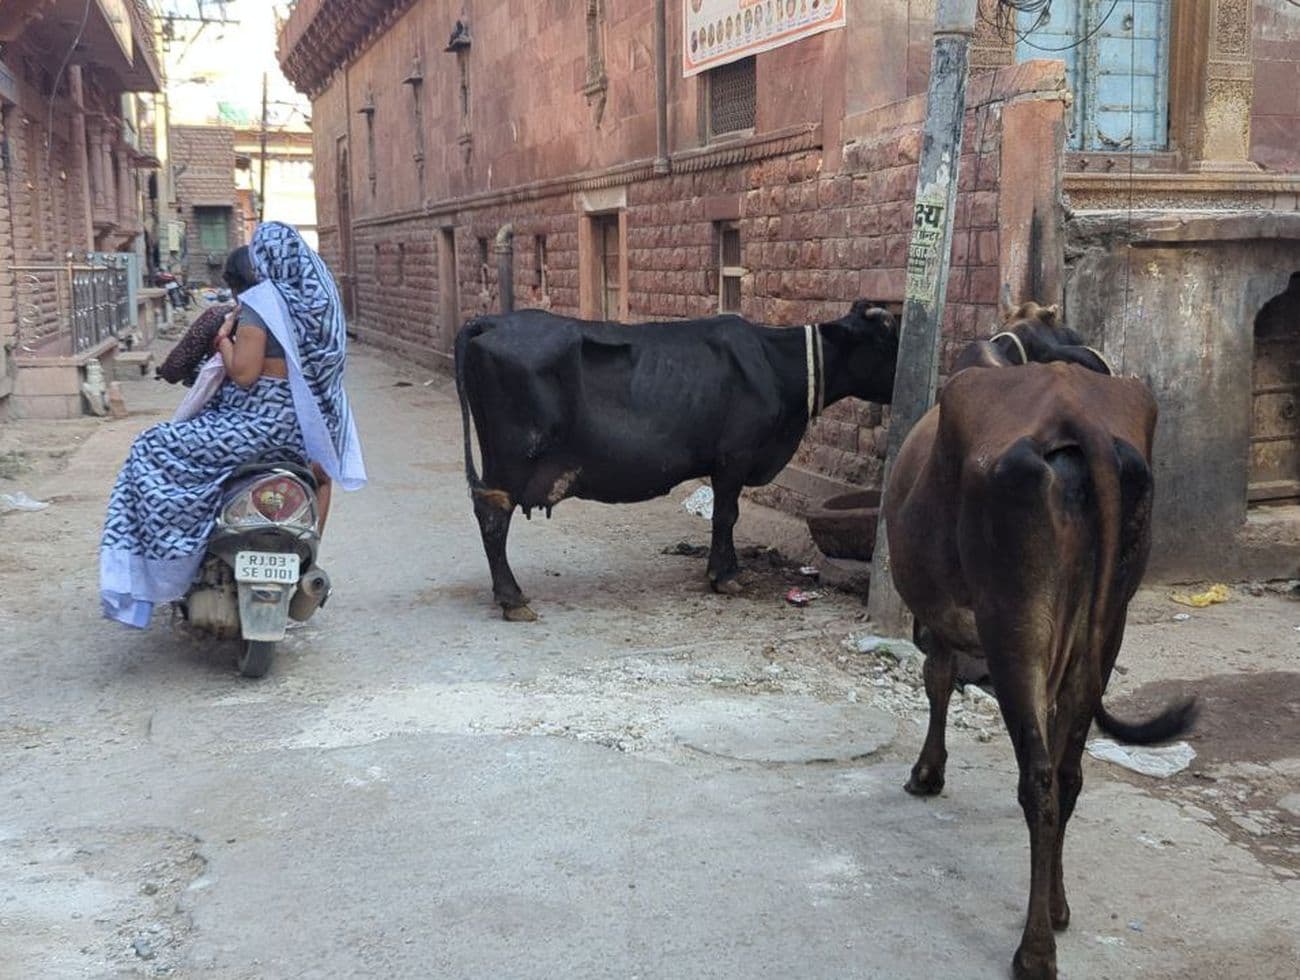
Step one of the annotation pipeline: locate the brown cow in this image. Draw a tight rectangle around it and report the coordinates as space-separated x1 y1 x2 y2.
883 301 1196 980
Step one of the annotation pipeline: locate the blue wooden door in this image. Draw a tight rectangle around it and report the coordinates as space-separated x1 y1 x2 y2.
1016 0 1170 151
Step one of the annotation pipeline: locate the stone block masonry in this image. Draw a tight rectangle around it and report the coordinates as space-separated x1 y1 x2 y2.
324 61 1066 511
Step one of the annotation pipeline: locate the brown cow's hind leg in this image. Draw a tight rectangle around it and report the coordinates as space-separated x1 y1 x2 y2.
905 624 955 796
991 660 1060 980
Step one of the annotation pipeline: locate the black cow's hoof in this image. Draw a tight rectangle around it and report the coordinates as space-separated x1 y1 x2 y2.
711 576 744 596
1012 946 1057 980
904 766 944 796
502 604 538 622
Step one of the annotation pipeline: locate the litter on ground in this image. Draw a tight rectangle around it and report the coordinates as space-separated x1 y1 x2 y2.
0 491 50 512
682 485 714 520
1086 738 1196 778
1170 584 1231 608
785 587 822 607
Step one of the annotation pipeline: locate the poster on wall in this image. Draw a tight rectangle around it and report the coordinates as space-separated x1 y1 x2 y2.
683 0 845 78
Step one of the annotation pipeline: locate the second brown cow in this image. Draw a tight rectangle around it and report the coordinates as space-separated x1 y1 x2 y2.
883 301 1197 980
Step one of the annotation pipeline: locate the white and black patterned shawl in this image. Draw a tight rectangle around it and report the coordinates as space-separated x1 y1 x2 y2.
245 221 367 490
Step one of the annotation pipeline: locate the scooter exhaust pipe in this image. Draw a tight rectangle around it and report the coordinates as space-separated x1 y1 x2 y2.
289 567 331 622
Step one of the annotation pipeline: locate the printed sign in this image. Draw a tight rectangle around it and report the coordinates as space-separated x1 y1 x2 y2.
905 197 946 303
683 0 845 78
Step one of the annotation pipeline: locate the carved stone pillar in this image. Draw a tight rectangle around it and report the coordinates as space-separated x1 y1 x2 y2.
115 144 133 231
86 115 107 219
67 67 94 250
100 121 118 223
1192 0 1258 171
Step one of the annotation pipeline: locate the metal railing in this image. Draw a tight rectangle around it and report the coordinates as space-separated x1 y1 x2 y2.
10 257 131 356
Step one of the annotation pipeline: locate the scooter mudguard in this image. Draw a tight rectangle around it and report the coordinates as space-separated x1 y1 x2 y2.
237 581 295 642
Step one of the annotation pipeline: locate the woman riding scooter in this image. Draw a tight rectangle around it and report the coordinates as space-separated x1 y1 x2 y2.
100 223 367 628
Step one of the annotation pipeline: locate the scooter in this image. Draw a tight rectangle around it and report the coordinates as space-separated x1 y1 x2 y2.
180 449 331 677
155 271 195 310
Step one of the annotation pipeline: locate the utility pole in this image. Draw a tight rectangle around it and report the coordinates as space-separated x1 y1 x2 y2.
866 0 979 634
258 71 269 224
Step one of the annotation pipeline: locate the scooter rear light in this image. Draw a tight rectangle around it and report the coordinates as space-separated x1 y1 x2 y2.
223 474 315 529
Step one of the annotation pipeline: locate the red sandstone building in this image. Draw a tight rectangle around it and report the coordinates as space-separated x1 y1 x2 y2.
1 0 162 418
279 0 1300 578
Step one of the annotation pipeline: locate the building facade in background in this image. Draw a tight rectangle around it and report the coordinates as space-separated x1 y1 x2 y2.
279 0 1300 579
0 0 162 418
152 0 315 286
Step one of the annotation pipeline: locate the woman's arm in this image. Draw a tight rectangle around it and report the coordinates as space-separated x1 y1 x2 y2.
214 305 267 388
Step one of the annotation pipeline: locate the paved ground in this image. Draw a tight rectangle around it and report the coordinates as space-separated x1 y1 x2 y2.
0 348 1297 979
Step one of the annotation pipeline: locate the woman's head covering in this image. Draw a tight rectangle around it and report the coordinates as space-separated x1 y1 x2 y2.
247 221 365 488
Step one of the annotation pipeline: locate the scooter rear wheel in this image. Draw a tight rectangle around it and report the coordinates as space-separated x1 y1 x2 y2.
238 640 275 678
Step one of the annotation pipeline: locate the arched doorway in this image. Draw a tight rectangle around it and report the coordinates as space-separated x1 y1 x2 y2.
1249 272 1300 505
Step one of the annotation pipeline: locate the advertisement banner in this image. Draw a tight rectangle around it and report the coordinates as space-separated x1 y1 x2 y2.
683 0 845 78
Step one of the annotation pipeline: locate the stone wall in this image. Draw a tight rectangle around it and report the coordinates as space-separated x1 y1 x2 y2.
1252 0 1300 171
1065 212 1300 580
323 61 1066 516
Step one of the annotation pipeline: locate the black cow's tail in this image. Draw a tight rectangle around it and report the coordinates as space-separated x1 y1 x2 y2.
454 318 488 496
1094 697 1199 745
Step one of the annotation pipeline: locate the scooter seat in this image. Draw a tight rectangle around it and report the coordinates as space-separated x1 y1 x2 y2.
229 450 318 491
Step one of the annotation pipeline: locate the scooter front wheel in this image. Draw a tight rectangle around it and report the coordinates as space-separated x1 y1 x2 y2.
238 640 275 678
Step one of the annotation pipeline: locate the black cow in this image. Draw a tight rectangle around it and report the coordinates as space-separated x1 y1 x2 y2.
454 302 898 619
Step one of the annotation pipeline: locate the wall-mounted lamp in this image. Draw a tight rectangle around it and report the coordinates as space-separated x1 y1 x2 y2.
445 20 471 52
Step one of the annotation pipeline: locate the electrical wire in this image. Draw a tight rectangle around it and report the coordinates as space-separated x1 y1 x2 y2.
44 0 93 165
987 0 1123 53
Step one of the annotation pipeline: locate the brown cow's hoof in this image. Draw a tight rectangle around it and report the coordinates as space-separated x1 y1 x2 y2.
1012 946 1056 980
904 766 944 796
502 604 538 622
711 576 744 596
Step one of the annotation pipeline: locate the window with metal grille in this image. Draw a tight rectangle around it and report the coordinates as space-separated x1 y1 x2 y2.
194 207 230 254
707 56 756 139
477 237 490 293
717 223 744 313
1015 0 1170 151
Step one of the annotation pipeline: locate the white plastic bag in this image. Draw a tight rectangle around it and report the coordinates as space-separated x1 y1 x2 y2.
172 353 226 423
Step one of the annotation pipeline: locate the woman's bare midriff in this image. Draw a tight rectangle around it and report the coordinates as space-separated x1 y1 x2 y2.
261 358 288 379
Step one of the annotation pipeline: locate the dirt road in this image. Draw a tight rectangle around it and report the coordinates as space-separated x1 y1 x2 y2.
0 349 1296 979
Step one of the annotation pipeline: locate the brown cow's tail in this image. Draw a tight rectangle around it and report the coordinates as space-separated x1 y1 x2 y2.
454 318 489 494
1094 697 1199 744
1073 421 1199 746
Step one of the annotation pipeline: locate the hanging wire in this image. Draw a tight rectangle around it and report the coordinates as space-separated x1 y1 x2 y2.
45 0 93 164
1120 0 1137 374
987 0 1123 53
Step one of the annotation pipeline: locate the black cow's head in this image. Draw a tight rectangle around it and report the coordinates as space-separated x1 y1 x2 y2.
954 289 1113 375
822 299 899 405
1000 295 1114 375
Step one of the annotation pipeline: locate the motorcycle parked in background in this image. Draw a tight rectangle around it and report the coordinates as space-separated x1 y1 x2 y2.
154 270 195 310
180 449 331 677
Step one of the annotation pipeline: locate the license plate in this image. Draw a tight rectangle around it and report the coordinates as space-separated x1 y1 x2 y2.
234 550 298 584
